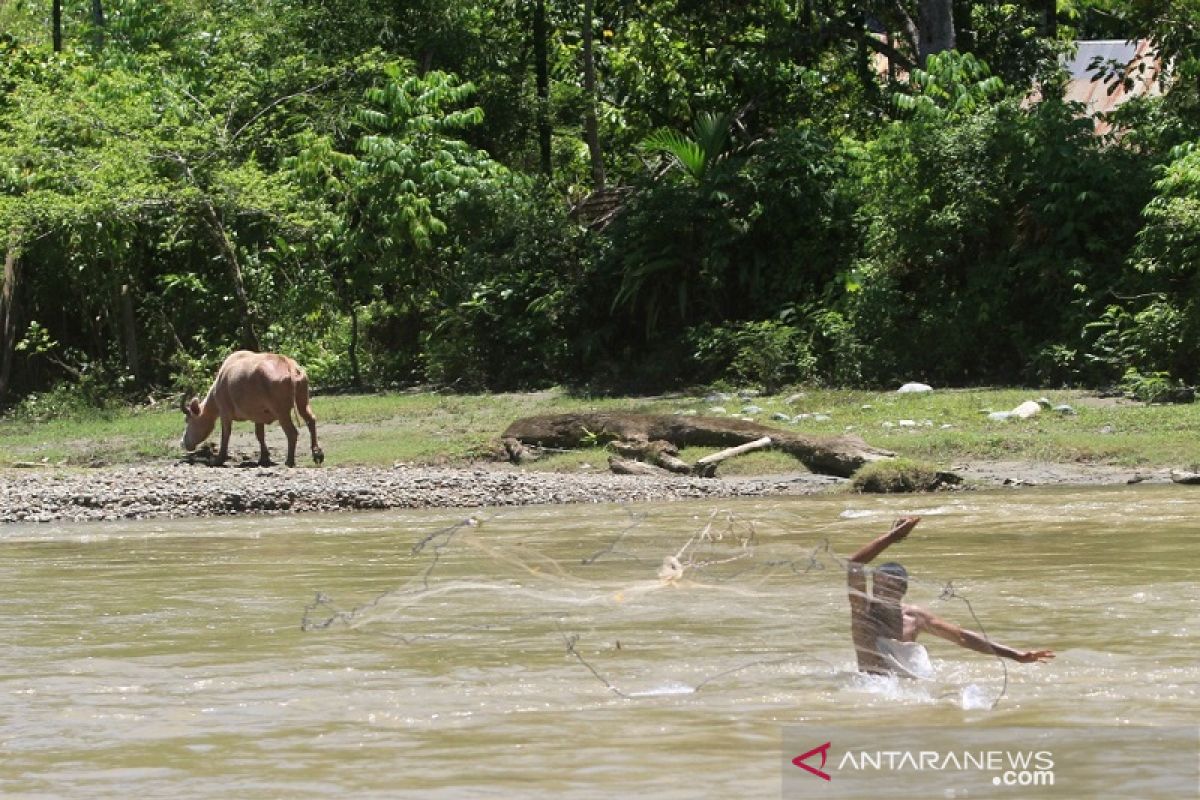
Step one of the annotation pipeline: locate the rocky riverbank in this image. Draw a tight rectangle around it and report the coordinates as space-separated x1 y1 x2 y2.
0 463 849 524
0 459 1179 526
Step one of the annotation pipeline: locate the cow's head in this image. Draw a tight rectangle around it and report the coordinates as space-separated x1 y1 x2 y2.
180 396 214 451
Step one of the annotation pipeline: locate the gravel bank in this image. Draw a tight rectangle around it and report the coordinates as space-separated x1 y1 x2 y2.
0 464 848 525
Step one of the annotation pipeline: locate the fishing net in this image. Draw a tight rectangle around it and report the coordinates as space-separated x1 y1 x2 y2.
301 505 1012 709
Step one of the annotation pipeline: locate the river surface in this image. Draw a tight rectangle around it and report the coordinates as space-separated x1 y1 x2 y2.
1 486 1196 798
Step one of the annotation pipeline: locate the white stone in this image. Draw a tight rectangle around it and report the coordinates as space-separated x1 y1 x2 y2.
1010 400 1042 419
897 382 933 393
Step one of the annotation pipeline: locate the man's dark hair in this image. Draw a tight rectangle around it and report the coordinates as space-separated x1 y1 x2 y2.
875 561 908 591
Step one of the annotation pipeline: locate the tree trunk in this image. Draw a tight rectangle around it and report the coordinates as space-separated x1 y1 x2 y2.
581 0 606 190
533 0 552 177
502 412 895 478
91 0 105 49
0 243 20 402
119 283 139 381
1041 0 1057 39
200 202 261 352
917 0 955 66
348 304 361 388
52 0 63 52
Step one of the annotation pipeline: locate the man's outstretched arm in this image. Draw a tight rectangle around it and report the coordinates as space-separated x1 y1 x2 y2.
911 607 1055 663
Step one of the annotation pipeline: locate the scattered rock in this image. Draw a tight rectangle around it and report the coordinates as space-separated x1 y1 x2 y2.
1170 470 1200 485
1011 400 1042 419
1053 404 1077 415
784 393 806 405
0 463 848 525
740 405 763 415
897 382 933 394
771 412 791 422
704 392 733 404
987 412 1012 422
708 406 727 415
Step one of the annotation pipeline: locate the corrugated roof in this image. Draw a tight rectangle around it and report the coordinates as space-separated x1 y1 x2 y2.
1062 40 1163 134
1063 40 1142 80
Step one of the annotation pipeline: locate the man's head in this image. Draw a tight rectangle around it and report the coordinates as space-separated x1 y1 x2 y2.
873 561 908 602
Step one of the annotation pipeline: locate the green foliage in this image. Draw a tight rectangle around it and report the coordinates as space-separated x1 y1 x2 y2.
419 181 580 391
641 112 735 183
843 71 1155 386
893 51 1008 118
1117 368 1184 404
1082 301 1189 383
689 320 817 393
0 0 1195 404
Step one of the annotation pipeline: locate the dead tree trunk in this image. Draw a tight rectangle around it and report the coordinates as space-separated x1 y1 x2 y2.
52 0 63 52
502 413 894 478
0 241 20 403
118 282 139 381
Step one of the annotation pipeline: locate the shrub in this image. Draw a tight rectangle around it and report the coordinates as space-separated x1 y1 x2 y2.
688 320 816 392
851 458 946 493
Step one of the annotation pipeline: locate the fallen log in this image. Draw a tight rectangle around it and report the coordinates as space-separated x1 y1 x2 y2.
608 455 671 476
610 439 693 474
502 436 539 464
693 436 772 477
502 412 894 478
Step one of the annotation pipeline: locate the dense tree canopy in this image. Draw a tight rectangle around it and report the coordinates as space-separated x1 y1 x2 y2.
0 0 1196 408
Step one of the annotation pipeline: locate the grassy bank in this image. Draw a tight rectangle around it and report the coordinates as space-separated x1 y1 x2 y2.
0 388 1196 473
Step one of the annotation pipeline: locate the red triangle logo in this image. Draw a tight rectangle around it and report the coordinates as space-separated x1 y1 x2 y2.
792 741 832 781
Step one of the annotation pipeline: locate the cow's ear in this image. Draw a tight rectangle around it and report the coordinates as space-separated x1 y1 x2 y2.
188 398 202 416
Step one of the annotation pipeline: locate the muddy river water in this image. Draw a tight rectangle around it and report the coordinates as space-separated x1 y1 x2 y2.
1 486 1196 798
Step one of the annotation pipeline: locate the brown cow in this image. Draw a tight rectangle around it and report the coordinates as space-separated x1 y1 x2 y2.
181 351 324 467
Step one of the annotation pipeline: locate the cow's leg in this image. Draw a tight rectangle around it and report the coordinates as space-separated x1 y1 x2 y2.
255 423 273 467
279 415 299 467
295 375 323 465
216 416 232 466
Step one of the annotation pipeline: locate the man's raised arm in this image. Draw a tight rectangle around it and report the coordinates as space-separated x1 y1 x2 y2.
847 516 920 611
848 516 921 566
